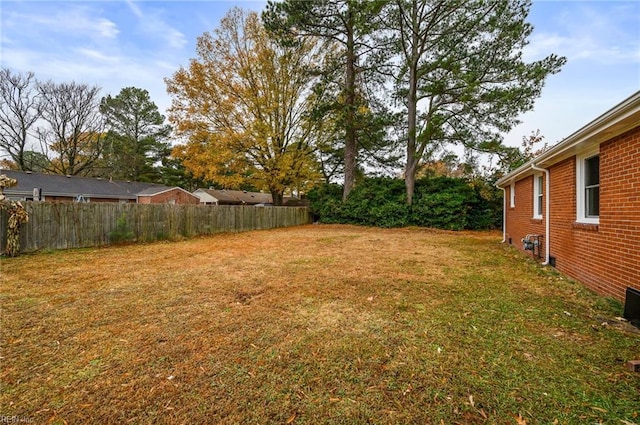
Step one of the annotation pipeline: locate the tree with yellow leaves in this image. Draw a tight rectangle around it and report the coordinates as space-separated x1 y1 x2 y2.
166 8 323 205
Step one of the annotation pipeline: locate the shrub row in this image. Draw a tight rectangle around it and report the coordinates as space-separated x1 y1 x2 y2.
307 176 502 230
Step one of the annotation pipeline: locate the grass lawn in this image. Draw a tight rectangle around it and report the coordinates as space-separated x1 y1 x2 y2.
1 224 639 424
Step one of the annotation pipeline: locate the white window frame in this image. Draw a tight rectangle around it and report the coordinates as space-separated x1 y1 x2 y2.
533 173 543 219
576 149 600 224
510 183 515 208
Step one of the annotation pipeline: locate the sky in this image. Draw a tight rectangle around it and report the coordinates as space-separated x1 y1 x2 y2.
1 0 639 152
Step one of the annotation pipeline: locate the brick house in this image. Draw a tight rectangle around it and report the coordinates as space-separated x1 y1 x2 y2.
496 91 640 302
0 170 199 205
136 187 200 205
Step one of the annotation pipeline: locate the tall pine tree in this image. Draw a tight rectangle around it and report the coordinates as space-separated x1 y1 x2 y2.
386 0 565 204
99 87 170 182
264 0 388 200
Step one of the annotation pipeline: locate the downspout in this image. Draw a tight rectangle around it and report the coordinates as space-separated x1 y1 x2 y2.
499 186 506 243
531 163 550 265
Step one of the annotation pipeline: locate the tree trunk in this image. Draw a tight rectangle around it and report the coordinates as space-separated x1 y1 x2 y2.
405 156 417 205
271 191 284 206
342 6 357 201
405 64 419 205
404 1 420 206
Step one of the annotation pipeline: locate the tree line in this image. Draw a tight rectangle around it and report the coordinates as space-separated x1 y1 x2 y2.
0 70 205 189
2 0 565 209
166 0 564 205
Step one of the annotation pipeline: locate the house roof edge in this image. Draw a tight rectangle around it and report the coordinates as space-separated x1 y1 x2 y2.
497 90 640 187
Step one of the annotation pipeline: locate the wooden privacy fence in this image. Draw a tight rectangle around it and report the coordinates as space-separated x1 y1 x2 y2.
0 202 312 253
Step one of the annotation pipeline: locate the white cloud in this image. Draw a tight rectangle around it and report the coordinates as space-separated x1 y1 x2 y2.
5 7 119 41
96 18 120 39
525 2 640 65
76 48 120 63
165 27 188 49
155 60 181 72
0 47 38 73
502 2 639 149
523 33 567 60
125 0 144 19
526 30 639 65
126 0 187 50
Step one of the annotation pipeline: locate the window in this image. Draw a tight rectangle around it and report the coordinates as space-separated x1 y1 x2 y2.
576 151 600 224
584 155 600 217
510 183 515 208
533 174 543 219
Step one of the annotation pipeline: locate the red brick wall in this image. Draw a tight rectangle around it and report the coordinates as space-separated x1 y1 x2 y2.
594 128 640 299
505 175 545 250
138 189 200 205
506 126 640 301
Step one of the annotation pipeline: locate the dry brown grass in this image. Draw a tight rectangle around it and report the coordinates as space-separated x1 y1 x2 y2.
1 224 638 424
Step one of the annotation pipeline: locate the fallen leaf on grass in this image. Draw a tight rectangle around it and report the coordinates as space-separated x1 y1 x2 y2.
48 416 68 425
591 406 608 413
286 413 296 424
468 395 475 408
619 420 638 425
514 413 527 425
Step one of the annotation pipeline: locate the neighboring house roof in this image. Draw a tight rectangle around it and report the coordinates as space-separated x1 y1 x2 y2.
231 190 272 205
137 186 195 197
497 90 640 187
194 189 242 204
193 188 273 205
192 189 220 204
136 186 174 196
0 169 167 200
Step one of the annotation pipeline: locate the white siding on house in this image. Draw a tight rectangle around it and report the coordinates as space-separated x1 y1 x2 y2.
193 189 219 204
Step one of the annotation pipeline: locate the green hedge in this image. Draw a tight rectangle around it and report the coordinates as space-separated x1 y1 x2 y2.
307 176 502 230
